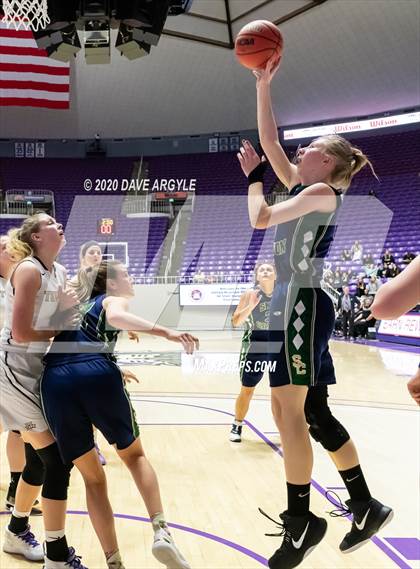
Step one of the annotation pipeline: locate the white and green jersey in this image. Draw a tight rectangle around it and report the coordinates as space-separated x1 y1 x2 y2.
242 289 272 344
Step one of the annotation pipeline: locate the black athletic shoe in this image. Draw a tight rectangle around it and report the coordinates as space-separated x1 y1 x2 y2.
5 494 43 516
259 508 327 569
327 492 393 553
229 424 242 442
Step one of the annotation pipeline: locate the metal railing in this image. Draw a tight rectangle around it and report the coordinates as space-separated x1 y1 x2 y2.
124 197 170 215
133 273 254 285
4 189 55 216
321 280 340 305
133 274 346 294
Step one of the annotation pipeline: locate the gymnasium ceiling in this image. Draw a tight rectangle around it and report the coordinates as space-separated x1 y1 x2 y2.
1 0 419 139
163 0 328 49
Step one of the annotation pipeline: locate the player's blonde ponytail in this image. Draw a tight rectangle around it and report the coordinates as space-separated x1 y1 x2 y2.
317 135 379 190
6 213 46 261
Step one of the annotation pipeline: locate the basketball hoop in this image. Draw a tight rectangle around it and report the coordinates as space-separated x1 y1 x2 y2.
1 0 50 32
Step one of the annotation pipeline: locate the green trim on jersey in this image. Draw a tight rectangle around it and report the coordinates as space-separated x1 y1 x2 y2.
285 281 316 386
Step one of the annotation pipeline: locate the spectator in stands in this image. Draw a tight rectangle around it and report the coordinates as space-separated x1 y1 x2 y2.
332 267 342 289
193 269 206 283
355 277 366 297
341 248 351 261
366 275 381 296
363 251 374 267
402 251 416 266
385 262 400 278
341 270 351 288
338 286 356 339
382 249 395 268
351 240 363 261
376 263 385 278
353 296 376 339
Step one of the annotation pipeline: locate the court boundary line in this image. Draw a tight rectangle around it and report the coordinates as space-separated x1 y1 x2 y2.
131 397 412 569
129 392 418 413
0 510 267 567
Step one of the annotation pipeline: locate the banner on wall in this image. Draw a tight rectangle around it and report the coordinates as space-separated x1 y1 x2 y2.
377 312 420 346
25 142 35 158
35 142 45 158
179 283 251 306
208 135 240 153
283 111 420 140
14 142 25 158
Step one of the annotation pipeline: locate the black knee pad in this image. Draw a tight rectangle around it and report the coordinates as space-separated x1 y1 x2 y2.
36 443 73 501
21 443 46 487
308 415 350 452
305 386 350 452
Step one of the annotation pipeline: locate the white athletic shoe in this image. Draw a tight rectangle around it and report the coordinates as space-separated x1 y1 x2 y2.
152 528 191 569
107 550 126 569
107 560 125 569
3 526 44 561
229 423 242 442
43 546 88 568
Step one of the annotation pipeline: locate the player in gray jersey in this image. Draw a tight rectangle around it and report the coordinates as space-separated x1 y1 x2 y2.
0 233 42 516
0 214 87 569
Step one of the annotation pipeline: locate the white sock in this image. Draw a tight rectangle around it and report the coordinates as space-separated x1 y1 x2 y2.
45 529 65 541
12 508 31 518
234 420 243 427
106 550 122 565
152 512 169 532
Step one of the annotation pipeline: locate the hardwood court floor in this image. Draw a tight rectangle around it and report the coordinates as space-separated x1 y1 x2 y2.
1 333 419 568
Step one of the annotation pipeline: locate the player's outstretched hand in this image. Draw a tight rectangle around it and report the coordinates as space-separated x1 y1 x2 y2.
248 288 262 309
253 53 282 86
128 331 140 343
167 331 200 354
122 369 140 384
407 368 420 406
237 140 266 177
58 286 79 311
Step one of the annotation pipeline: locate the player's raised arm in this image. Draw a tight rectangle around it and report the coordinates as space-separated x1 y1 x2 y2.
254 56 299 190
237 140 336 229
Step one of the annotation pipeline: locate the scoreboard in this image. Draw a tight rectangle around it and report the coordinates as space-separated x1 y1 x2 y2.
97 217 116 236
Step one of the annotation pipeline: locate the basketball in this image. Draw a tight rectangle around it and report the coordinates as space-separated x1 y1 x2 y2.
235 20 283 70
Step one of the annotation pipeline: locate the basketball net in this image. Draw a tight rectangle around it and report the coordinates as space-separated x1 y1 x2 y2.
1 0 50 31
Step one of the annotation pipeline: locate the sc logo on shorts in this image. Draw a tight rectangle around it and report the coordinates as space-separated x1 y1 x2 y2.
292 354 306 375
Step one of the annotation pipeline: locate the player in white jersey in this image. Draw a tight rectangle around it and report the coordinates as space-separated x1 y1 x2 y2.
0 214 88 569
0 234 42 515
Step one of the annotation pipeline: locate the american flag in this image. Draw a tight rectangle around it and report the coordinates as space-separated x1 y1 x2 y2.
0 20 70 109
